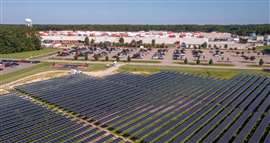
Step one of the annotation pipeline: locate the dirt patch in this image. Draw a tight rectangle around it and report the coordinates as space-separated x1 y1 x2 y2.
130 71 152 75
0 89 9 95
85 63 124 77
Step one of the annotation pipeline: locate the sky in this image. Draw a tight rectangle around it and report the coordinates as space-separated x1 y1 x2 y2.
0 0 269 25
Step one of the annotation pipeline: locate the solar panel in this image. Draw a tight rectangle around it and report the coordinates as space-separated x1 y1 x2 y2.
11 72 270 143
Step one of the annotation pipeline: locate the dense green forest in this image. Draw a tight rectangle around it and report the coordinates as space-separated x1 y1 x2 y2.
0 26 41 54
1 24 270 35
33 24 270 35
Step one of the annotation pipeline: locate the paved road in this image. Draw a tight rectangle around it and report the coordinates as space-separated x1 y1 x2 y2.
162 48 174 65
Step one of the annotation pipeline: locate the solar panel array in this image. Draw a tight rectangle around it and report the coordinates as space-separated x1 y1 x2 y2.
0 93 125 143
16 72 270 143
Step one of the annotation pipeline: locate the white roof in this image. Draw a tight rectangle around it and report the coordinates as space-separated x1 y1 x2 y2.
41 36 85 41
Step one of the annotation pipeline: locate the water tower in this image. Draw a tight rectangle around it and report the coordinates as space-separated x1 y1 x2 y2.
25 18 32 27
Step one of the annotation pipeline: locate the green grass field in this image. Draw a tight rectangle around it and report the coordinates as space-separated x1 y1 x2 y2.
256 45 270 51
50 61 108 71
247 64 270 68
0 48 60 59
86 63 108 71
0 62 107 85
118 65 270 79
0 63 53 85
173 61 234 67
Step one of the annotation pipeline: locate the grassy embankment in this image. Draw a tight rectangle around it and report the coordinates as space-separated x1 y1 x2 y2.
0 62 107 85
118 65 270 79
0 63 52 85
0 48 60 59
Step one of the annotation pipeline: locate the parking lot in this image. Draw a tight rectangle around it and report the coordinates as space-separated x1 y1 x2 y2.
0 60 40 75
50 47 270 67
53 47 156 61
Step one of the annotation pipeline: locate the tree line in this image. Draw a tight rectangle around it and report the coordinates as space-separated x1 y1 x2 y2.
32 24 270 36
0 26 41 54
0 24 269 54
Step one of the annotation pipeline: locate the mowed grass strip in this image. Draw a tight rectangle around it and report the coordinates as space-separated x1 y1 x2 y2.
51 62 108 72
118 65 270 79
173 61 235 67
0 48 60 59
87 63 108 71
256 45 270 51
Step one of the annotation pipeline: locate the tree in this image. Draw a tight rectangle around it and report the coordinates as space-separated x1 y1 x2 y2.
116 56 120 62
250 56 256 61
90 39 95 46
201 42 207 48
130 40 136 47
127 56 131 62
151 39 156 48
93 54 99 61
0 26 41 54
74 55 78 60
184 58 188 64
84 54 88 60
33 25 270 36
119 37 125 44
137 40 143 46
209 59 213 65
105 56 109 61
161 43 165 48
259 59 264 66
196 58 200 64
224 44 228 49
84 36 90 46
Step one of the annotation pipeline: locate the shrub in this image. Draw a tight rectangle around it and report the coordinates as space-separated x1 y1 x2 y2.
259 59 264 66
196 59 200 64
105 56 109 61
84 54 88 60
209 59 213 65
184 58 188 64
116 56 120 62
127 56 131 62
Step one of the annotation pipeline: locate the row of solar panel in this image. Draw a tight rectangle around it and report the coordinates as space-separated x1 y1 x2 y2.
0 94 126 143
16 72 270 143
